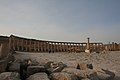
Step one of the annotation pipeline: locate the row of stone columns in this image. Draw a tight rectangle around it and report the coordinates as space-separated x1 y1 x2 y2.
105 42 120 51
90 43 104 52
9 35 107 52
9 36 89 52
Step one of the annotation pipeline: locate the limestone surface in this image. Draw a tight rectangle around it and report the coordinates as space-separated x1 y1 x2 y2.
26 73 49 80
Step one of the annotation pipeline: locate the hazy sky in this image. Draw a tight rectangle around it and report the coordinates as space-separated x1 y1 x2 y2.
0 0 120 43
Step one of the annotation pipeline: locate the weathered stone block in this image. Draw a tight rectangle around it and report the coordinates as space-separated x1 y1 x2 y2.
26 73 49 80
46 62 66 74
46 66 64 75
45 62 66 69
44 61 54 69
62 68 99 80
93 67 115 80
27 66 45 77
8 62 20 73
76 63 93 70
0 43 9 59
50 72 79 80
0 59 7 73
0 72 21 80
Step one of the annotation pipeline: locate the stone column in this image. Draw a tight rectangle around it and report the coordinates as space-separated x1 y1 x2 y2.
73 44 75 53
16 38 18 51
42 42 44 52
55 43 56 52
60 43 62 52
37 41 39 52
69 43 72 53
100 43 103 51
63 43 65 52
119 43 120 51
99 44 101 51
113 42 116 51
78 44 80 52
66 43 68 52
14 38 16 51
67 43 70 52
21 39 23 51
13 38 15 50
40 42 42 52
53 42 55 52
44 42 46 52
101 43 104 51
75 44 78 53
30 41 32 52
50 42 52 52
33 41 35 52
56 43 58 52
9 37 12 51
95 43 97 51
98 44 100 51
46 42 49 52
87 38 90 49
61 43 64 52
85 37 91 53
51 42 53 52
80 44 83 52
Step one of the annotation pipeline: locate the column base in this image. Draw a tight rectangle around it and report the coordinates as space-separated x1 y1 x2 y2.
85 49 91 53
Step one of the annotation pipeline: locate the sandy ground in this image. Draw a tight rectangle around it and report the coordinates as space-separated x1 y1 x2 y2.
14 51 120 80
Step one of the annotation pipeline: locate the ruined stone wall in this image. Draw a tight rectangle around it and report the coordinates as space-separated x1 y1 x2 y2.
0 36 9 59
0 43 9 59
0 36 10 73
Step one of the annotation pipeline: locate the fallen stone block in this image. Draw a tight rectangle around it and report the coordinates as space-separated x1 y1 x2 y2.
26 73 49 80
46 62 66 75
46 63 66 74
50 72 79 80
0 72 21 80
0 42 9 59
76 63 93 70
46 66 65 75
44 61 54 69
50 62 59 68
0 59 7 73
93 67 115 80
45 61 66 69
62 68 99 80
23 59 40 66
27 66 45 77
8 62 20 73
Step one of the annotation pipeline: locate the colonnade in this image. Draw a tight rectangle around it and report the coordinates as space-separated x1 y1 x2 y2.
9 35 105 52
105 42 120 51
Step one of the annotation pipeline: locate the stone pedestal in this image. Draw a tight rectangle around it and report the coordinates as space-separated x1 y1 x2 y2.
85 49 91 53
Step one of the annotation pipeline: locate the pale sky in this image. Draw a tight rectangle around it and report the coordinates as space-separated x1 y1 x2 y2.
0 0 120 43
